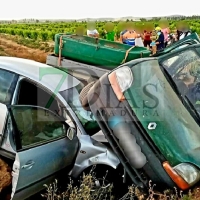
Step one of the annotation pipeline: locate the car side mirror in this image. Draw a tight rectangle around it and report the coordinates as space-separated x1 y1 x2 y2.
66 127 76 140
63 109 76 128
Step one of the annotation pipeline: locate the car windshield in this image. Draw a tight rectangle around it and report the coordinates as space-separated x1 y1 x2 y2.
161 49 200 117
124 59 200 164
59 82 100 134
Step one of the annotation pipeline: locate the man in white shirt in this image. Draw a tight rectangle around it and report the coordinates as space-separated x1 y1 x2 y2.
135 34 144 47
87 21 99 37
87 29 99 37
179 31 191 40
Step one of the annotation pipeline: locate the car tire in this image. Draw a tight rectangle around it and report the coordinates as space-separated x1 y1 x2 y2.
79 81 96 111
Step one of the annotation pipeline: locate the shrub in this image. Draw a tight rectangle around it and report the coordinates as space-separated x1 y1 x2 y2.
41 170 115 199
41 174 200 200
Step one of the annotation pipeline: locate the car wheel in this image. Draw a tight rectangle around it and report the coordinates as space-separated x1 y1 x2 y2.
79 81 96 111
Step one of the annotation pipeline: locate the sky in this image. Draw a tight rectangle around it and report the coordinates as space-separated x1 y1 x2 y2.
1 0 199 20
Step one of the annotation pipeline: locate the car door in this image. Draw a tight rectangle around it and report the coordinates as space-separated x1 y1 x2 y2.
8 105 79 200
0 68 18 144
0 103 8 143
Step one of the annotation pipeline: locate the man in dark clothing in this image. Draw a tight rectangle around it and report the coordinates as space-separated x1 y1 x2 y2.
155 27 165 51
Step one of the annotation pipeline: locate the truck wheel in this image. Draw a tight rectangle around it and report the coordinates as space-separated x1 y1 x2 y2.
79 81 96 111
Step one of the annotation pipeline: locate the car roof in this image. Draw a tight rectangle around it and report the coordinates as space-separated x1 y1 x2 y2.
0 56 80 92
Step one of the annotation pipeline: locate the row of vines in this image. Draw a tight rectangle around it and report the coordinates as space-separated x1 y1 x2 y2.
0 19 200 41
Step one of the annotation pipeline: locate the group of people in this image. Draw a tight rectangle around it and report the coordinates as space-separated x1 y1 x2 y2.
119 26 169 52
86 22 191 53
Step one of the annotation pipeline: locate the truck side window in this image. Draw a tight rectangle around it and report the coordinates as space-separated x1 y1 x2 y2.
0 69 18 104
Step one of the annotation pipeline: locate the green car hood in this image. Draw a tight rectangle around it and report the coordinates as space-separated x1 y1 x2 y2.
124 60 200 168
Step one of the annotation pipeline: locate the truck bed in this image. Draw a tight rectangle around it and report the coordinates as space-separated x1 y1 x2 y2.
46 54 110 82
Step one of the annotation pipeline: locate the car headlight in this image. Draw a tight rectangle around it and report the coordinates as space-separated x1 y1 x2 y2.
174 163 200 186
163 162 200 190
108 66 133 101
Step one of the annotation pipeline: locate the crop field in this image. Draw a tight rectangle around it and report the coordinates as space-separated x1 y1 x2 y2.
1 18 200 40
0 18 200 63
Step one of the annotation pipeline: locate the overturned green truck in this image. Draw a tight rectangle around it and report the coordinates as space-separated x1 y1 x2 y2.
79 42 200 191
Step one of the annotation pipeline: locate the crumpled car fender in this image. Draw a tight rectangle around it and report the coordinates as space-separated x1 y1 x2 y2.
69 135 120 178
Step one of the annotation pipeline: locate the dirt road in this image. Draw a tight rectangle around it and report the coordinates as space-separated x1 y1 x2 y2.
0 37 48 63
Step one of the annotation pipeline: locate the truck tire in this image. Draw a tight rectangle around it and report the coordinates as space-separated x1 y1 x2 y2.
79 81 96 111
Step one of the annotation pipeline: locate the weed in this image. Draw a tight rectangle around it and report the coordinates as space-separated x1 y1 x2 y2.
42 176 200 200
41 167 115 200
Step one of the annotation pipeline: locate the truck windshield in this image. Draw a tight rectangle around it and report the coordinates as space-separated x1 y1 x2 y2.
162 55 200 118
59 82 100 134
124 59 200 165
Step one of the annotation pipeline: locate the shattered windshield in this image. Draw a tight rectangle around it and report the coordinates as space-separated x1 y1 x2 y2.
162 50 200 116
59 82 100 134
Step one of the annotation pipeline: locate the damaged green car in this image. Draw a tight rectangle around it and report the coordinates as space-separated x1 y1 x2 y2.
81 43 200 191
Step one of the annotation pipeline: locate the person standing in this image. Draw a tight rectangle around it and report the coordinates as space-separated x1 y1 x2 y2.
121 23 138 46
176 22 191 41
104 22 116 41
155 27 165 51
143 30 152 48
122 30 137 45
118 23 127 43
87 21 99 37
119 29 127 43
162 27 170 47
135 33 144 47
87 29 99 37
105 30 116 41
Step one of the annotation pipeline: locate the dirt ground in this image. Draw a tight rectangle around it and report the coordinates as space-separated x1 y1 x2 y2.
0 36 48 63
0 159 12 200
